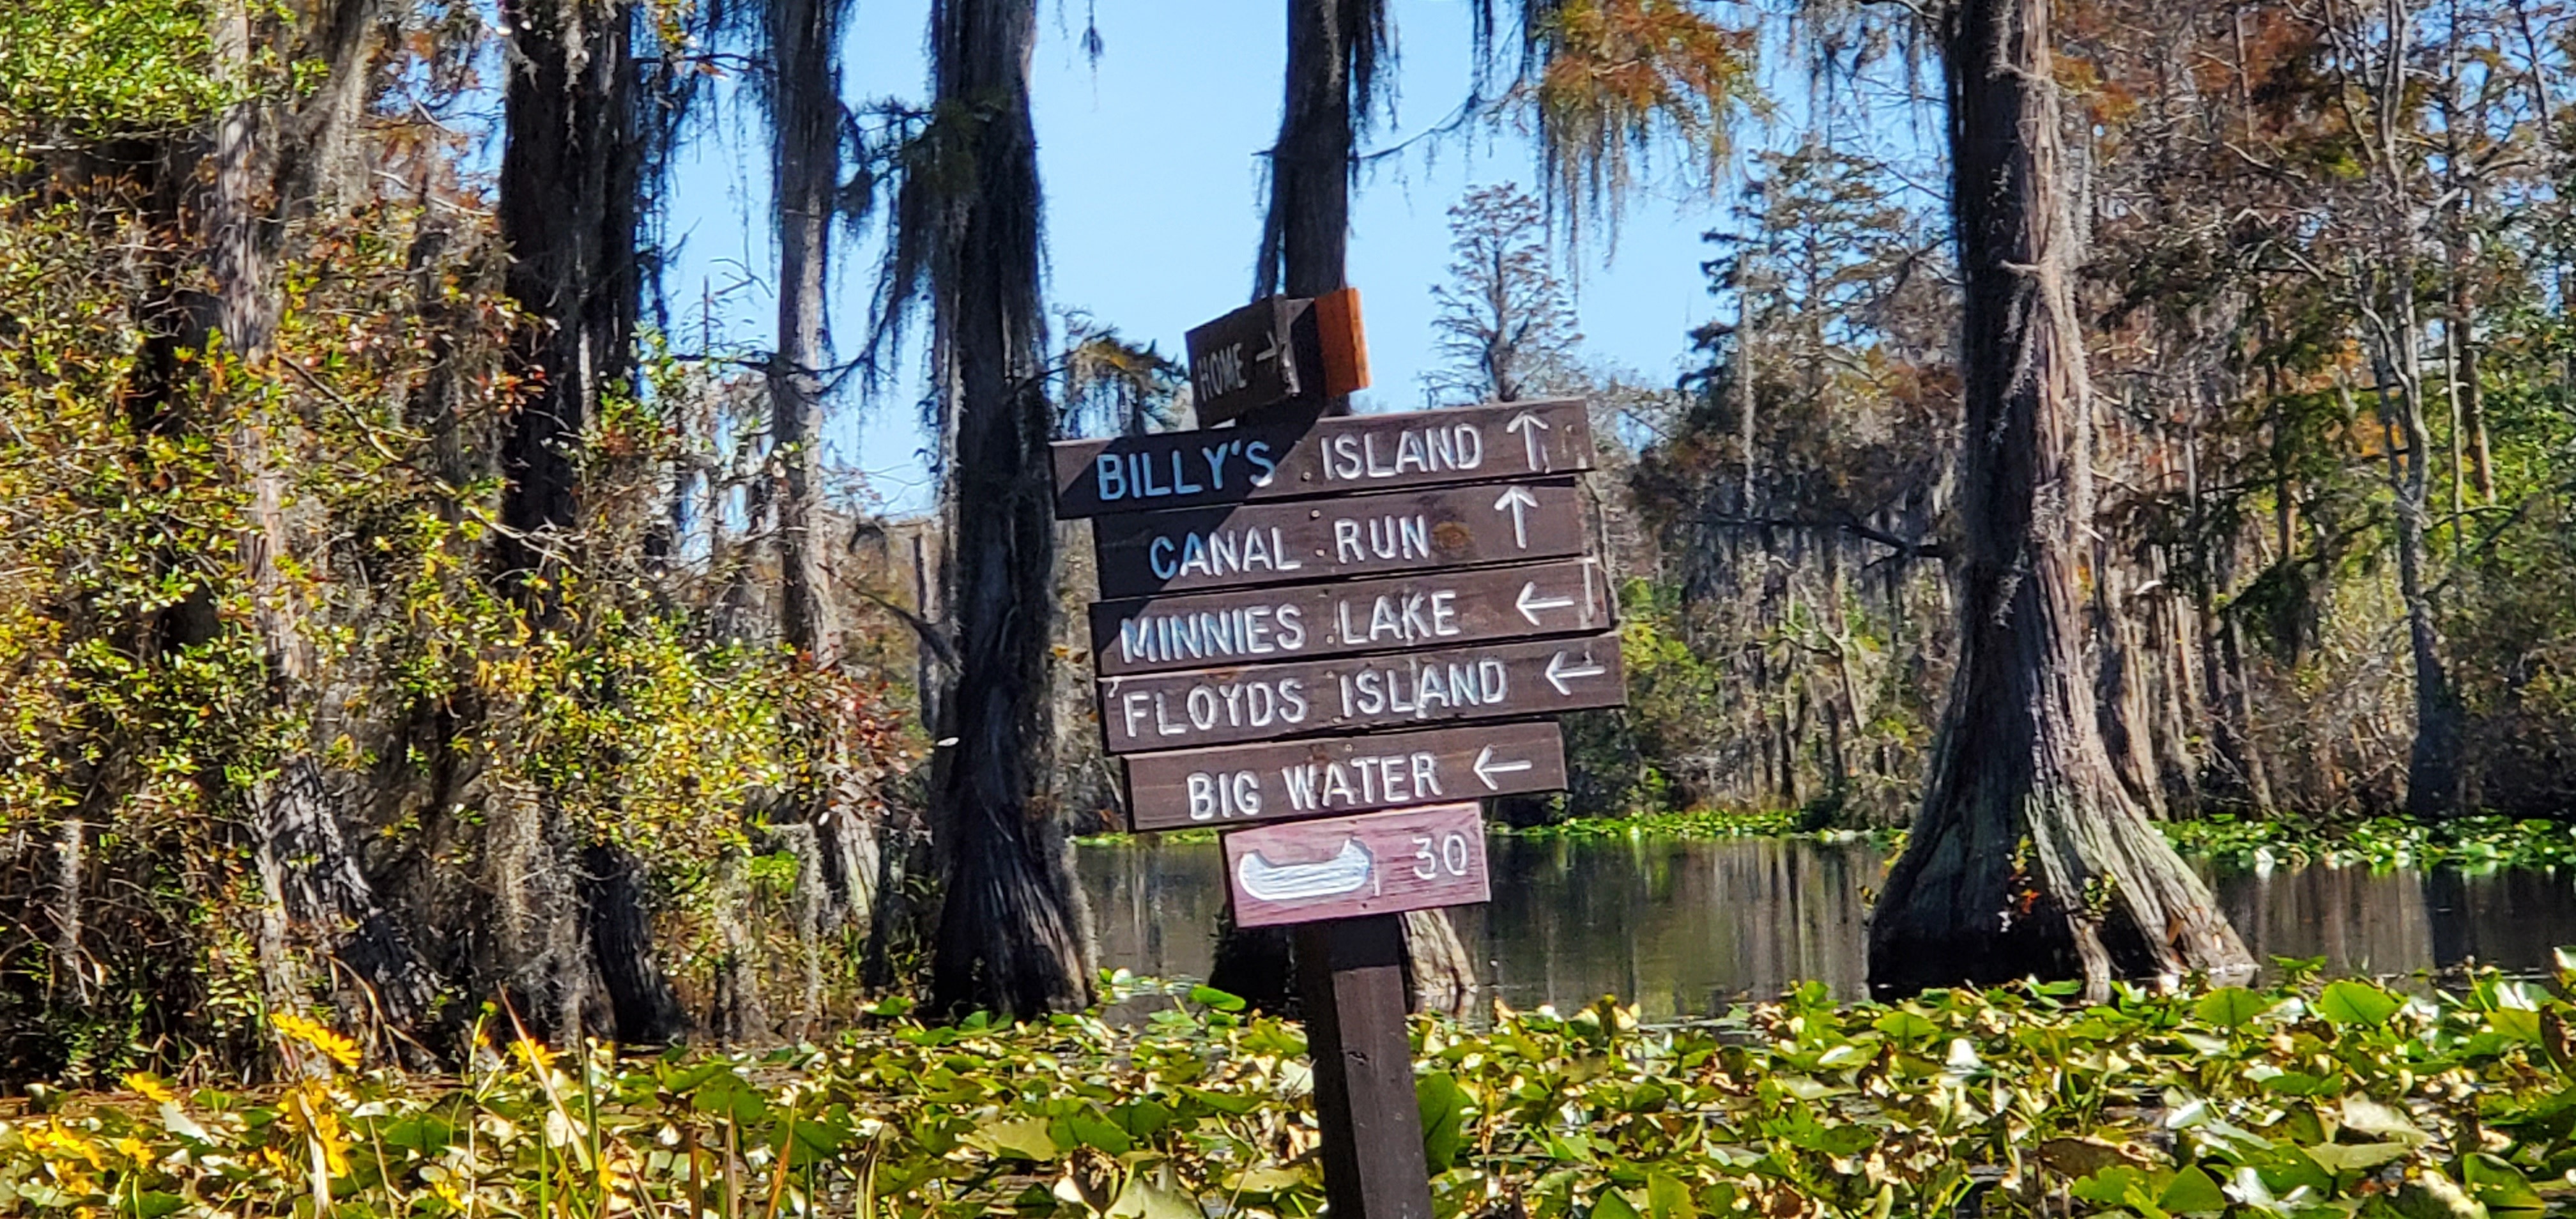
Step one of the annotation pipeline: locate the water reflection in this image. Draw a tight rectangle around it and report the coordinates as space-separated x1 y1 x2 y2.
1076 835 2576 1020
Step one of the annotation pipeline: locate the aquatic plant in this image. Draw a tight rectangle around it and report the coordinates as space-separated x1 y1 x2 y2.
6 965 2576 1216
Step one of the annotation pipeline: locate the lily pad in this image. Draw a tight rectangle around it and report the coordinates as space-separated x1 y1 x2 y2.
2319 979 2402 1025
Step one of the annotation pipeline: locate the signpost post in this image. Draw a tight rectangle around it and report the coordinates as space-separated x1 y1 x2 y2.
1050 296 1627 1219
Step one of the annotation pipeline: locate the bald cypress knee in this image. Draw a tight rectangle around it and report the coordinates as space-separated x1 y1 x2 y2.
1864 0 2251 999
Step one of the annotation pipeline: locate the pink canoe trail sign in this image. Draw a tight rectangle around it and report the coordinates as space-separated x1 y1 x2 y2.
1222 802 1491 928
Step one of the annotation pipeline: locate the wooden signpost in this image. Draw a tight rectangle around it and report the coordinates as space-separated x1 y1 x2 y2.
1088 557 1615 676
1121 720 1568 830
1051 295 1628 1219
1090 478 1587 596
1097 633 1624 753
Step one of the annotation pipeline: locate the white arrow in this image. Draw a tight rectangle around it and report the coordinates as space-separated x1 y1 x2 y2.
1544 650 1607 696
1505 411 1552 471
1517 581 1577 625
1493 484 1540 548
1473 745 1535 790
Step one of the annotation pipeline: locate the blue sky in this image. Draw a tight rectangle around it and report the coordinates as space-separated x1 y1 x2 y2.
659 0 1761 516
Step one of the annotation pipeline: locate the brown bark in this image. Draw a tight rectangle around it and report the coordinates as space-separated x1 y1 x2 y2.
708 851 771 1043
1866 0 2251 999
211 0 436 1056
769 0 843 665
923 0 1096 1020
1216 0 1476 1012
494 0 683 1043
496 0 641 597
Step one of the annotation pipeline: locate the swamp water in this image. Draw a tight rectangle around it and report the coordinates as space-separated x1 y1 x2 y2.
1078 834 2576 1020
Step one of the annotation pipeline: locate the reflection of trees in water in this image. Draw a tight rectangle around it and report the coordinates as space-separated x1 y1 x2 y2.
2212 866 2435 980
1450 838 1886 1017
2421 868 2576 974
1079 841 1229 985
1077 841 2576 1020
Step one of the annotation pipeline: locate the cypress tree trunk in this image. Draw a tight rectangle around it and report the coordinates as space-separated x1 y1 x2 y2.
495 0 683 1044
1866 0 2253 999
1214 0 1478 1014
211 0 437 1057
497 0 639 593
922 0 1096 1020
768 0 842 666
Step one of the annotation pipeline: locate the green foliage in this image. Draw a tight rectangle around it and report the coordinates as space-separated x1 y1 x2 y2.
0 0 234 144
2162 815 2576 873
15 969 2576 1216
0 178 922 1076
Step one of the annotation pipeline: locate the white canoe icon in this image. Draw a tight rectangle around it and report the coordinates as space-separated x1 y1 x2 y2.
1236 839 1374 901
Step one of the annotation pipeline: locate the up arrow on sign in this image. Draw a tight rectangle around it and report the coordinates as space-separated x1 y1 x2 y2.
1493 484 1540 548
1505 410 1553 471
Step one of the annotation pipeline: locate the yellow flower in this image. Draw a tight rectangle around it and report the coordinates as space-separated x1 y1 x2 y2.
25 1124 103 1170
282 1084 353 1178
509 1036 556 1075
272 1011 362 1071
123 1073 178 1105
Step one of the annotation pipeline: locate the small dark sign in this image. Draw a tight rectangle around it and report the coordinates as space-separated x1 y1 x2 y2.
1184 296 1310 425
1051 398 1593 519
1090 479 1586 599
1223 802 1490 928
1122 720 1565 831
1098 632 1625 753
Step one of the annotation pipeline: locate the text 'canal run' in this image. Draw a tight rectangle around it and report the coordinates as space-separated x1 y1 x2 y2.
1089 479 1583 596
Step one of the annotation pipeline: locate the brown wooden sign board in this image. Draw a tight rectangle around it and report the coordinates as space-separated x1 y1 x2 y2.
1091 477 1584 599
1122 720 1564 831
1185 295 1311 425
1087 557 1614 677
1051 397 1592 519
1099 632 1624 753
1223 802 1490 928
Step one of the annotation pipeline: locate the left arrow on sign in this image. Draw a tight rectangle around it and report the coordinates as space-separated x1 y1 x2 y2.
1473 745 1535 790
1544 649 1609 696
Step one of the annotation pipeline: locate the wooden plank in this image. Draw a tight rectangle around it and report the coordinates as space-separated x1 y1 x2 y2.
1314 287 1369 396
1090 478 1585 598
1185 296 1309 425
1099 632 1625 753
1121 720 1564 831
1087 557 1614 676
1052 397 1592 518
1223 803 1489 928
1294 914 1434 1219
